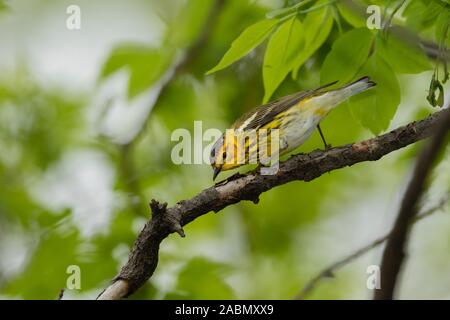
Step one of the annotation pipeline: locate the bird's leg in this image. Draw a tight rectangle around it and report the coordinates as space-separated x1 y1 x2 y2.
317 124 331 150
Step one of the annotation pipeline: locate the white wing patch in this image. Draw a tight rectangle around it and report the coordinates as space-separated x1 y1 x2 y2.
235 112 257 132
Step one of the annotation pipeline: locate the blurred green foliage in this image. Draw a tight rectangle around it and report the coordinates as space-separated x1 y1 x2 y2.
101 44 174 98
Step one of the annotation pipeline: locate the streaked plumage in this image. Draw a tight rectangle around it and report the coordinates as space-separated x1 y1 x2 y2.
210 76 376 180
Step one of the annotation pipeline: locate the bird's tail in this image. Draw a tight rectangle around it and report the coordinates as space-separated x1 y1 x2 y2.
308 76 376 115
336 76 376 100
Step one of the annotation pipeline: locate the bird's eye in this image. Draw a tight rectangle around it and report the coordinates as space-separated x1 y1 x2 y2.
222 152 227 159
210 148 215 158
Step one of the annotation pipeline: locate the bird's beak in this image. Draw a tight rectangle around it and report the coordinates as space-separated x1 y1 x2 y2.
213 167 221 181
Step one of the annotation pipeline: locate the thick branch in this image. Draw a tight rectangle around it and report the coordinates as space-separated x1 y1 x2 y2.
97 109 449 300
374 108 450 300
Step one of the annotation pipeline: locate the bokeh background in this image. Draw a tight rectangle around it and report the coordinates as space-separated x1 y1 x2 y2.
0 0 449 299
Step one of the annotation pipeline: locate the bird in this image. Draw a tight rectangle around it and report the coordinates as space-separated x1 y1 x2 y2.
210 76 376 180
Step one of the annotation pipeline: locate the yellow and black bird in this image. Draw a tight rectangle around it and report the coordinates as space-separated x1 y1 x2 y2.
210 76 376 180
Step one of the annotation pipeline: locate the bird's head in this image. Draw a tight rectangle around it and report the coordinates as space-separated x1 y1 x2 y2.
210 133 241 180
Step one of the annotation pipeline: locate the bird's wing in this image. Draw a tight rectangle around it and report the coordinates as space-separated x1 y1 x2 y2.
237 81 338 131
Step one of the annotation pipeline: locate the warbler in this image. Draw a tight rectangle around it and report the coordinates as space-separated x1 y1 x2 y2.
210 76 376 180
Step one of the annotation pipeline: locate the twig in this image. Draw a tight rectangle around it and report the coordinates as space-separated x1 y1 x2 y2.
97 109 449 300
295 196 449 300
374 107 450 300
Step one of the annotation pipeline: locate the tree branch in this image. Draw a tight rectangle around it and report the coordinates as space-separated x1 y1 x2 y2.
374 107 450 300
96 109 449 300
295 195 449 300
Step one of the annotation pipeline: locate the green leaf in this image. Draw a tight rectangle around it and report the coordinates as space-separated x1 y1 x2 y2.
320 28 374 85
292 5 333 79
404 0 445 30
347 54 401 134
377 28 432 74
336 1 366 28
127 50 173 98
263 17 304 102
435 10 450 44
206 19 279 75
422 0 446 25
100 44 173 99
403 0 428 30
100 44 143 79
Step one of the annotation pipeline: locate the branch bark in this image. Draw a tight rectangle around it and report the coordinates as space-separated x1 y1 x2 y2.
97 109 449 300
374 107 450 300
